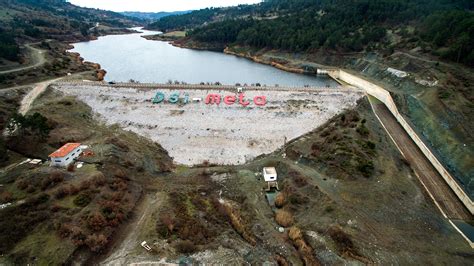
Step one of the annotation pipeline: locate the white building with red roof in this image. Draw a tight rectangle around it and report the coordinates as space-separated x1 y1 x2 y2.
49 143 82 167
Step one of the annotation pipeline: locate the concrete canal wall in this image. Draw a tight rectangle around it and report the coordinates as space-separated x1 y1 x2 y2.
328 69 473 215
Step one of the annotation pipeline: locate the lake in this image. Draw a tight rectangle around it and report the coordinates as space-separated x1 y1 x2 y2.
70 28 337 87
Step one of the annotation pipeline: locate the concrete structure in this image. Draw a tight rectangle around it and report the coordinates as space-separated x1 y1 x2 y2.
54 83 362 166
386 67 408 78
328 69 473 215
49 143 82 167
325 69 473 247
263 167 279 191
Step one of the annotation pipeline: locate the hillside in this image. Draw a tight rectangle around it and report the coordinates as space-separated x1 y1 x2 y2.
121 10 192 21
148 0 473 67
0 0 140 63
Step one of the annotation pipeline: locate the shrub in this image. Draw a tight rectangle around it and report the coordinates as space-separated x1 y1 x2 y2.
288 193 308 205
68 184 79 195
79 179 91 190
275 210 294 227
42 171 65 190
366 141 376 150
85 234 108 252
328 226 355 253
26 186 36 193
54 186 70 199
58 224 73 238
50 204 63 212
288 226 303 241
275 254 289 266
67 163 75 172
92 172 106 186
274 193 287 208
100 200 125 227
292 174 308 187
157 213 175 237
325 206 335 213
16 179 29 190
109 179 127 191
32 193 50 204
113 169 128 180
74 192 92 207
356 124 369 136
175 240 197 254
0 191 13 203
106 137 129 151
87 212 107 231
357 160 375 177
50 171 65 183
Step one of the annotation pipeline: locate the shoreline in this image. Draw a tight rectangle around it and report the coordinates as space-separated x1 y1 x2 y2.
223 47 309 75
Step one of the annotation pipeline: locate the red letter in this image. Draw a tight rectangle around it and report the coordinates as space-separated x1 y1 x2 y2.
238 93 250 107
253 95 267 106
205 94 221 105
224 95 236 105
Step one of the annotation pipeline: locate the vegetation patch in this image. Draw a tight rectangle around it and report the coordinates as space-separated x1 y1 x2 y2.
287 108 378 179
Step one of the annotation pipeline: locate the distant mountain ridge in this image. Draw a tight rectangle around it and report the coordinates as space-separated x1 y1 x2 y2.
121 11 193 21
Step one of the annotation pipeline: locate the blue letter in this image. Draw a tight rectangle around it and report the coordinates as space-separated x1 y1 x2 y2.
183 93 189 104
169 92 180 104
152 92 165 104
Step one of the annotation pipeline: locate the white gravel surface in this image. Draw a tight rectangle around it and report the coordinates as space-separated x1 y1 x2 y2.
55 85 363 165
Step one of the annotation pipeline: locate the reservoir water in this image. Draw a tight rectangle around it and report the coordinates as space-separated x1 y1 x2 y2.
70 28 337 87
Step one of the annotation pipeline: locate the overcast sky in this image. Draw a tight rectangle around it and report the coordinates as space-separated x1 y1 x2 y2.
69 0 262 12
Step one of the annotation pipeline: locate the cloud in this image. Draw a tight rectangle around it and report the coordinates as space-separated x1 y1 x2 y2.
69 0 262 12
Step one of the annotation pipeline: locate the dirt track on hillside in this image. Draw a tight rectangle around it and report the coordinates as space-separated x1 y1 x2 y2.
370 100 471 220
0 44 47 75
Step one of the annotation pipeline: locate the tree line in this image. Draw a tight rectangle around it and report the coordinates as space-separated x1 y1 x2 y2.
150 0 474 66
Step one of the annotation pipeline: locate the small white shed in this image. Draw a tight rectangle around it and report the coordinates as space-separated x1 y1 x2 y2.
263 167 277 182
263 167 279 191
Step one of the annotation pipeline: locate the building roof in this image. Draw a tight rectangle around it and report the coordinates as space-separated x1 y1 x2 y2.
49 143 81 158
263 167 277 175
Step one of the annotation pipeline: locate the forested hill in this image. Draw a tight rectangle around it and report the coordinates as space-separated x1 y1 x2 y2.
121 11 192 21
0 0 140 62
148 0 474 67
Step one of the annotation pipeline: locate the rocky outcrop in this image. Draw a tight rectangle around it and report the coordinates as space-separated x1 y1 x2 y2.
96 69 107 81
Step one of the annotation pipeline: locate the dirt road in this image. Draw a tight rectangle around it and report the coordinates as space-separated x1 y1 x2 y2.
101 193 162 265
0 44 47 75
19 78 61 115
369 99 471 220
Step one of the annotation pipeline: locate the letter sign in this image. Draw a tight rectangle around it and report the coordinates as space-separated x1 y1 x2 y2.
224 95 236 105
183 93 189 104
253 96 267 106
169 92 180 104
152 92 164 104
238 93 250 107
206 94 221 105
151 91 267 107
